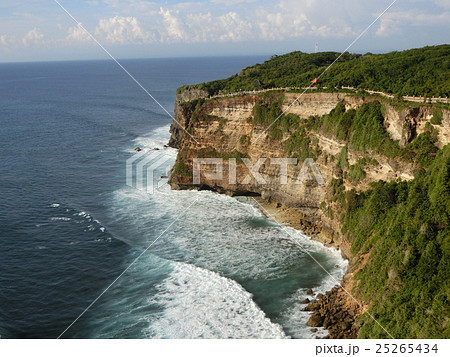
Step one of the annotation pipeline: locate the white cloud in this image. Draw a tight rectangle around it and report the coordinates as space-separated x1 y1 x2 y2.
95 16 154 44
432 0 450 10
256 6 310 41
101 0 159 13
154 0 358 44
376 10 450 36
159 8 189 42
185 12 213 42
22 28 44 46
0 34 11 48
67 23 94 43
16 0 442 48
158 8 253 43
216 12 253 41
101 0 121 7
414 11 450 24
254 1 356 41
210 0 257 4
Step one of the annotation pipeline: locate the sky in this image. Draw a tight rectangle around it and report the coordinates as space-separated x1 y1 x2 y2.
0 0 449 62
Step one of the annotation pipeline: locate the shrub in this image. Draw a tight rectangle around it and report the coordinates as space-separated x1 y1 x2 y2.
337 146 349 170
239 135 250 146
253 95 284 125
172 163 191 177
283 127 317 161
348 159 367 183
431 108 443 125
407 131 438 167
269 127 283 140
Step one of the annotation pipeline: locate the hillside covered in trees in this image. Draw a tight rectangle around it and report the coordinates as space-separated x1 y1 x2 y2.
180 45 449 98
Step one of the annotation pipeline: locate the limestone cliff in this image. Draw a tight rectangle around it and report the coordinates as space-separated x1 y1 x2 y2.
169 90 447 248
168 89 449 337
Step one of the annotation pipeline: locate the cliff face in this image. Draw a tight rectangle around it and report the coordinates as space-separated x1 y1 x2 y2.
169 91 448 251
169 88 210 148
168 90 449 337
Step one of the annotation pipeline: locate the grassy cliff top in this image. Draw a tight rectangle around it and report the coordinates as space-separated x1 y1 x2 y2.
179 45 450 98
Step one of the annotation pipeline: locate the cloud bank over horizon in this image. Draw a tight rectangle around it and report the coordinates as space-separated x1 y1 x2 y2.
0 0 448 62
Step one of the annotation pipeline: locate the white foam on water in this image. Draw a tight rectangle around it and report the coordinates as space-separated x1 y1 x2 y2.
147 261 287 339
125 124 177 156
70 209 110 235
86 224 95 231
152 189 346 280
277 247 348 339
49 204 111 243
134 125 171 145
50 217 72 221
109 186 348 338
77 211 91 219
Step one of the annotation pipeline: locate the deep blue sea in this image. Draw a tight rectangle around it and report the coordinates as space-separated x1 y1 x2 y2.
0 57 346 339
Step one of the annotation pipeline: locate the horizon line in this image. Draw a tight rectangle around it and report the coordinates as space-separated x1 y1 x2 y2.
0 43 448 65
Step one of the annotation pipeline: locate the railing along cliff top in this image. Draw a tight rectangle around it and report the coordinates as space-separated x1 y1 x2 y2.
206 86 450 104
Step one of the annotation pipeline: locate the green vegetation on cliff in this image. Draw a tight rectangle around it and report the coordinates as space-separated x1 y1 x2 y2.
257 98 430 164
180 45 449 97
339 145 450 338
281 99 438 168
313 101 402 157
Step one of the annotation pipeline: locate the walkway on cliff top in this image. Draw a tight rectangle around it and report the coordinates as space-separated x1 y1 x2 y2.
207 86 450 105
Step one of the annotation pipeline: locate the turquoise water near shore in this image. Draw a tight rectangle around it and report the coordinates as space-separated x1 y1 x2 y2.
0 57 346 338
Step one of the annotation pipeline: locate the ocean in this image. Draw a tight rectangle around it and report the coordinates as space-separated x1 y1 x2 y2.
0 57 346 339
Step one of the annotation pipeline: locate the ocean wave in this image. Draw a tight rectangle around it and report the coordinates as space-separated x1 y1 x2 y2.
49 203 110 240
146 261 287 339
125 124 177 155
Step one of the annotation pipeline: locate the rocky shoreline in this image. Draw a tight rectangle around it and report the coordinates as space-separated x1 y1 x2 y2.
303 285 362 338
256 198 362 339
